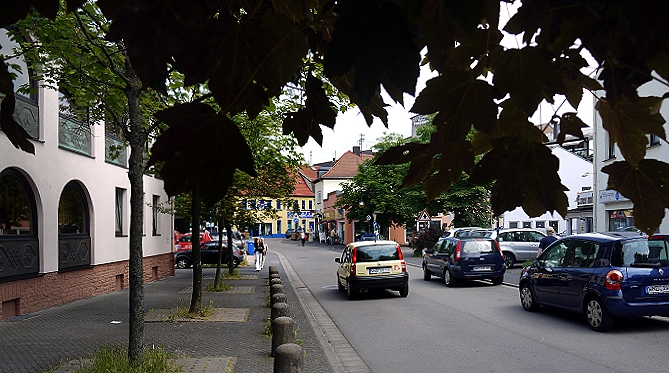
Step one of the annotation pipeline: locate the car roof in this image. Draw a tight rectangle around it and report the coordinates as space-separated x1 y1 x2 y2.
349 240 397 247
558 231 644 242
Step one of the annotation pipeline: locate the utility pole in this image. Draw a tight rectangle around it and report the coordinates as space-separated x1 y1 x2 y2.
358 133 365 149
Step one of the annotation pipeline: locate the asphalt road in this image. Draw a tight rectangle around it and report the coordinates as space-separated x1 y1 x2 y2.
270 238 669 373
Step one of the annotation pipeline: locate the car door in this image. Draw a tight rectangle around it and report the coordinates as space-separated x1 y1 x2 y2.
519 231 543 261
425 240 445 275
559 239 600 309
432 239 453 275
532 239 570 306
336 246 352 285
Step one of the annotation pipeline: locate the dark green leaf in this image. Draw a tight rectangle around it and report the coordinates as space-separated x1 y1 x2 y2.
0 96 35 154
603 160 669 235
557 112 587 145
306 75 336 129
596 97 666 165
491 47 565 115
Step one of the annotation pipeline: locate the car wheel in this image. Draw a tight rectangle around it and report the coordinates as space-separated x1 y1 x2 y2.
491 277 503 285
175 257 190 269
423 265 431 281
586 297 614 332
337 276 345 292
232 258 240 268
503 252 515 268
347 281 357 300
519 283 540 312
444 269 458 287
399 284 409 297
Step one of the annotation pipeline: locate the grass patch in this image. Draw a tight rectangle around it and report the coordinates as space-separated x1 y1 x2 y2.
264 318 272 337
205 280 231 292
165 301 215 322
70 345 181 373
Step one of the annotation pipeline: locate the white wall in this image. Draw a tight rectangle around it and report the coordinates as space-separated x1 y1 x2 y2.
503 146 593 233
0 82 172 273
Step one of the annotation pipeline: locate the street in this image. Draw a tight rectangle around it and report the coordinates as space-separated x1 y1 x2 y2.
269 238 669 373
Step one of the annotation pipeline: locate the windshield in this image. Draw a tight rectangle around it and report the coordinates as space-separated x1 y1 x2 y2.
611 239 661 267
355 244 400 262
462 240 495 254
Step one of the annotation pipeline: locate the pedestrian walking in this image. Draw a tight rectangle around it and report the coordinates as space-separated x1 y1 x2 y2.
537 227 558 258
300 230 306 247
254 237 266 271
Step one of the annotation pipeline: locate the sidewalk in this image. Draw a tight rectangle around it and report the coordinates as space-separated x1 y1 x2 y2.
0 251 335 373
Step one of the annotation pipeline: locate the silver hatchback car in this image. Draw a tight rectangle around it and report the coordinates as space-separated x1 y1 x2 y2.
473 228 546 268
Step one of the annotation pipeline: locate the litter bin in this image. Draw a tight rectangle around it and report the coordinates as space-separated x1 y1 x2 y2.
247 241 255 255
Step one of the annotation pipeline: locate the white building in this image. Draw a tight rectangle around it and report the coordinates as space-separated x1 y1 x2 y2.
502 145 593 234
0 29 173 320
593 80 669 233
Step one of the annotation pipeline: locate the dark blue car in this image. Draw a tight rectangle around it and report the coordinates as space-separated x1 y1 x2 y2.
519 232 669 332
422 237 506 286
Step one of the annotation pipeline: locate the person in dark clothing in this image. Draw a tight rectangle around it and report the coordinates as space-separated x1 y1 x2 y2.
537 227 558 258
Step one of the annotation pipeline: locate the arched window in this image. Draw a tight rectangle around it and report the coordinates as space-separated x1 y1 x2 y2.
0 168 39 281
58 181 91 271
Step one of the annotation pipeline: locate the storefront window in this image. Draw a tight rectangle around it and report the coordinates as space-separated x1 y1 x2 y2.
608 209 635 232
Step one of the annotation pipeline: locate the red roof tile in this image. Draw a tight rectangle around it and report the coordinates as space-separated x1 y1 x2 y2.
321 151 373 178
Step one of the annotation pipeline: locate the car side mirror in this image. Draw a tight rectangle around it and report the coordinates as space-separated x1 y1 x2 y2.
335 258 341 263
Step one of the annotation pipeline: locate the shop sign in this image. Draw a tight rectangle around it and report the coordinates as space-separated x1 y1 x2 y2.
287 211 314 219
323 210 335 220
599 190 629 203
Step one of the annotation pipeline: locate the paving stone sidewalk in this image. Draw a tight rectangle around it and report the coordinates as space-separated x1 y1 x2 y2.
0 252 334 373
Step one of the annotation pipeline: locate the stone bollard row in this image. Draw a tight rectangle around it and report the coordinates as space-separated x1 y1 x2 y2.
268 267 303 372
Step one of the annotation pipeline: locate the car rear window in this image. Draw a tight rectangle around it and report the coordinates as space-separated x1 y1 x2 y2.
462 240 495 254
611 239 656 267
355 244 400 262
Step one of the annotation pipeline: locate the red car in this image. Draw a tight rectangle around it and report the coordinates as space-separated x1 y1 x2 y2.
177 231 213 251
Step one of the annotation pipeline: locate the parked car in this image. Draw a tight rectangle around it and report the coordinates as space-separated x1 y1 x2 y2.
423 237 505 286
335 240 408 300
175 240 244 269
475 228 546 268
284 229 294 239
359 233 378 241
218 230 246 250
177 231 214 251
452 227 487 237
518 232 669 332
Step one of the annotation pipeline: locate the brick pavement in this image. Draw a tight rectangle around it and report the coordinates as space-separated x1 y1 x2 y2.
0 251 336 373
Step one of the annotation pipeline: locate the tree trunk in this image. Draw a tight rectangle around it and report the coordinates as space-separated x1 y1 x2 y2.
225 220 235 275
125 59 146 364
189 189 202 313
214 215 223 288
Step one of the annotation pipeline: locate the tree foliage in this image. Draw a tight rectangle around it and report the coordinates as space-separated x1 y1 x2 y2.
3 0 669 235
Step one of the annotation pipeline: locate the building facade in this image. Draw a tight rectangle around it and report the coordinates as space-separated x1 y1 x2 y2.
0 29 173 320
593 81 669 233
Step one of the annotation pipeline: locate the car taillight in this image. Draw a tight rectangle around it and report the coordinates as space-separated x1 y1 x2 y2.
605 269 624 290
401 260 406 272
455 242 461 261
495 240 504 259
350 247 357 275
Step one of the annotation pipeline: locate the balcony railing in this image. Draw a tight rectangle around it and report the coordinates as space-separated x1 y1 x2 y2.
105 134 127 167
0 94 39 139
58 114 92 156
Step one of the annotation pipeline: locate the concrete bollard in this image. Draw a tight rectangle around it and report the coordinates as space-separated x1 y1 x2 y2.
271 317 297 357
271 293 287 307
270 284 284 297
269 266 278 274
270 278 282 287
271 302 289 321
273 343 303 372
270 273 281 280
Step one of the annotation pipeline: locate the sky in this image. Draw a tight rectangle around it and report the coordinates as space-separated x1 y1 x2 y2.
299 1 598 166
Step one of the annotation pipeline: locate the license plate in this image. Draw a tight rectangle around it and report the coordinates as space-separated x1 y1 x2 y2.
368 267 391 274
646 284 669 295
473 266 492 271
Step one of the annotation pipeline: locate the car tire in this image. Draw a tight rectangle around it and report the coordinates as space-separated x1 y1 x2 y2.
491 277 503 285
175 257 190 269
399 284 409 297
232 258 240 268
337 276 345 292
586 297 614 332
519 283 540 312
423 265 431 281
444 269 458 287
347 281 357 300
503 252 515 268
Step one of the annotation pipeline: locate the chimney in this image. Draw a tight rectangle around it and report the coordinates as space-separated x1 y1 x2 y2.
353 146 361 156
